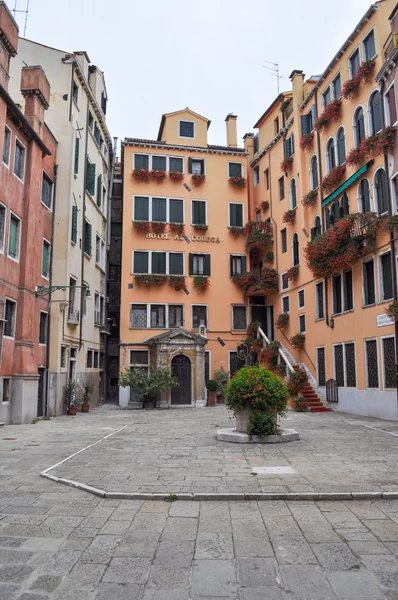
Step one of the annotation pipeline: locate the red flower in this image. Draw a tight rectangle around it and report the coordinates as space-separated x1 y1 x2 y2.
321 165 346 194
314 99 342 131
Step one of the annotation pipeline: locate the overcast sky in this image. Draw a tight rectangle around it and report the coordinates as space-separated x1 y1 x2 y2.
12 0 374 152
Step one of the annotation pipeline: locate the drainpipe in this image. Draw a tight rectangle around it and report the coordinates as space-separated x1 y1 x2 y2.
79 83 90 350
380 79 398 402
44 163 58 417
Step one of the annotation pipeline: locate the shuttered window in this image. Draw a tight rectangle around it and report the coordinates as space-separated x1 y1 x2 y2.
370 91 382 134
337 128 346 165
228 163 242 178
134 154 149 169
84 220 92 256
74 138 79 174
365 340 379 388
293 233 299 266
375 169 388 215
169 157 183 172
192 201 206 225
363 259 375 306
188 158 205 175
281 229 287 253
151 252 166 274
349 49 360 77
333 274 342 314
169 253 184 275
229 203 243 227
8 214 20 260
152 198 167 222
71 205 78 243
152 155 166 171
316 282 324 319
333 74 341 99
230 255 246 277
279 177 285 200
317 347 326 387
133 251 149 274
343 270 353 311
364 30 376 60
170 199 183 223
380 253 393 301
134 197 149 221
190 253 210 276
86 161 96 196
96 174 102 207
232 306 247 330
358 179 371 213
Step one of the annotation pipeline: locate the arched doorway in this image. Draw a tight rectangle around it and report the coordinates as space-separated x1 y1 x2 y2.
171 354 192 405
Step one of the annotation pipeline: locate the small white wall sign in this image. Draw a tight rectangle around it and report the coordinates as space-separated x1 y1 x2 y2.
377 313 394 327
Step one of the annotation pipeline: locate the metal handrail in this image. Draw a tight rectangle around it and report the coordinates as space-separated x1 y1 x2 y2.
257 327 294 373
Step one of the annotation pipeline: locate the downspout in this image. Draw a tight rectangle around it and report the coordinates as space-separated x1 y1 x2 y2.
269 152 278 275
380 79 398 402
44 163 58 417
79 85 90 350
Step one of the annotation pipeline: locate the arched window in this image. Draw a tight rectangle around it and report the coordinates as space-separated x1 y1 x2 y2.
354 107 366 147
369 91 382 134
340 192 349 216
358 178 371 213
292 233 300 266
330 202 337 225
336 127 346 165
326 139 336 173
310 155 319 190
290 178 297 209
374 168 388 215
311 215 322 239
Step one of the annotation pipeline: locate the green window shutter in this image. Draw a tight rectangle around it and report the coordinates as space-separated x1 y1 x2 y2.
8 219 17 257
188 158 192 174
84 221 92 256
74 138 79 174
169 253 183 275
197 201 206 225
301 115 311 136
189 253 194 275
192 201 198 224
230 256 234 277
134 251 148 273
86 162 96 196
170 199 183 224
96 174 102 207
152 252 166 274
242 256 246 273
42 243 48 276
71 205 78 243
134 197 149 221
152 198 166 222
200 160 205 175
204 254 211 276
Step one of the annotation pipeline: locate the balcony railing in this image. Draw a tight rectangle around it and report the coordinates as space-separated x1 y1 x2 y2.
284 101 294 121
383 33 397 59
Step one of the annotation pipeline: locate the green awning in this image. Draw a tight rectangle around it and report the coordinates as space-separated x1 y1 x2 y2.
321 161 372 207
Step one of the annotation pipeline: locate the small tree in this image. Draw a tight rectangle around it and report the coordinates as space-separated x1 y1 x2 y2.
214 367 229 398
64 379 79 408
119 366 178 409
79 376 95 406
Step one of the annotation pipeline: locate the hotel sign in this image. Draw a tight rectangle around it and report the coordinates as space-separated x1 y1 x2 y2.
145 233 222 243
377 313 394 327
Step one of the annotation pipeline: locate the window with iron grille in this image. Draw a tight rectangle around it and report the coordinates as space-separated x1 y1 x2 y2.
365 340 379 388
334 342 356 387
130 304 148 328
150 305 166 328
130 351 149 366
169 305 183 328
282 296 290 313
345 343 356 387
382 337 396 388
299 315 306 334
279 177 285 200
298 290 305 309
317 347 326 387
232 306 247 330
192 306 207 329
281 229 287 253
334 344 344 387
315 282 324 319
87 349 93 368
229 352 246 376
282 274 289 290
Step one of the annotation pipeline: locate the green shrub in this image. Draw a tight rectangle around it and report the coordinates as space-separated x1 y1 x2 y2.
225 366 289 415
214 367 229 397
206 379 217 392
294 394 309 412
287 369 308 397
248 411 278 436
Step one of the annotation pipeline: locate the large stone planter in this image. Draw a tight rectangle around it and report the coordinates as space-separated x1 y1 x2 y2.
235 408 253 433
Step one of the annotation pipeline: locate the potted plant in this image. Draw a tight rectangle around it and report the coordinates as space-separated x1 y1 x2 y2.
299 132 314 151
229 176 246 188
206 380 218 407
133 220 151 234
192 224 208 232
192 173 206 186
214 367 229 404
290 333 306 349
285 265 299 281
132 168 150 182
321 165 346 194
169 223 185 236
169 170 184 182
287 368 308 396
79 376 94 413
280 157 293 175
193 275 210 293
302 189 317 207
228 226 245 238
119 365 178 409
151 221 166 234
275 312 289 329
261 200 269 211
150 169 167 182
314 99 342 131
64 379 79 415
224 366 289 435
282 209 296 225
169 275 186 291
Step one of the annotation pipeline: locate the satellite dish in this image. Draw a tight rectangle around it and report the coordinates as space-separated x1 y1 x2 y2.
237 344 248 360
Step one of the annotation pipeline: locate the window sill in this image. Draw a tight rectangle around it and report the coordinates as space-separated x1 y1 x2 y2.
84 253 92 259
2 160 10 169
3 335 15 340
315 317 325 322
331 309 354 317
13 173 24 184
362 303 376 309
41 201 52 212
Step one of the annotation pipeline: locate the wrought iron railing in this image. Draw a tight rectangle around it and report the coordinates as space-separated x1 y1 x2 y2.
257 327 294 374
326 378 339 403
384 33 394 59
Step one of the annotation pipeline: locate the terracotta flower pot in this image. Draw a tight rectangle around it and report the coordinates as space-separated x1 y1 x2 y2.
81 404 90 413
67 407 78 416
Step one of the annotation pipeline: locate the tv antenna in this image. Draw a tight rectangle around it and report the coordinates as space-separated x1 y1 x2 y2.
12 0 30 38
263 60 286 95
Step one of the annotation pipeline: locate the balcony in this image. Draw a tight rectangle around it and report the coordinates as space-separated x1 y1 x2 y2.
384 33 394 59
67 310 79 325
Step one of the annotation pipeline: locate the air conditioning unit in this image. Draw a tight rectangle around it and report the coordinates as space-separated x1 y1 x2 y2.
393 33 398 48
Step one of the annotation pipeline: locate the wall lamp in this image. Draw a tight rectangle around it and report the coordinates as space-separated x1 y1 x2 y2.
329 318 335 329
35 285 91 298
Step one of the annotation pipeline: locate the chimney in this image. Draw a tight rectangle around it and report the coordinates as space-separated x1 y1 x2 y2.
20 65 50 136
243 132 254 156
225 113 237 148
0 1 19 90
290 70 305 107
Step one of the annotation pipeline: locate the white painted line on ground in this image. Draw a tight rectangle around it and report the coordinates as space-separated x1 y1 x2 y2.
41 425 128 476
364 425 398 438
252 466 296 475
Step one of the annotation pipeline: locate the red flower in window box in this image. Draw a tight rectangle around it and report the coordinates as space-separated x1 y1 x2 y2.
151 221 166 234
244 221 273 252
280 157 293 175
290 333 305 349
299 132 314 151
285 265 299 281
232 268 278 296
192 224 208 232
169 223 185 236
385 301 398 321
150 169 167 182
169 276 186 291
132 168 150 182
321 165 346 194
347 127 397 167
346 146 367 167
169 170 184 182
314 99 342 131
134 275 168 288
342 60 376 100
192 173 206 186
193 276 210 293
282 209 296 225
228 226 245 238
261 200 269 211
275 312 289 329
133 221 150 233
229 176 246 188
302 189 318 208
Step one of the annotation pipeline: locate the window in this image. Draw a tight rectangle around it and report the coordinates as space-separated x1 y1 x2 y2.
130 304 148 328
179 121 194 138
274 117 279 135
87 349 93 368
2 378 10 403
94 293 100 325
362 258 375 306
71 205 78 244
341 192 350 216
192 200 206 225
230 255 246 276
334 342 356 387
228 162 243 178
95 235 106 270
254 166 260 187
169 305 183 328
60 346 67 368
152 197 166 222
290 179 297 209
311 216 322 240
4 299 16 337
14 140 25 181
170 199 184 223
133 250 183 275
169 157 183 173
365 339 379 388
8 213 20 261
380 252 393 301
284 135 294 159
301 109 314 136
42 240 51 278
190 253 210 276
39 312 48 344
86 161 96 196
2 126 11 166
152 155 166 171
310 155 318 190
385 84 397 126
333 269 353 314
354 107 366 147
281 229 287 253
111 223 121 237
188 158 205 176
344 269 353 311
93 123 101 145
84 220 92 256
134 196 149 221
298 290 305 308
72 80 78 103
382 337 396 388
292 233 299 266
363 30 376 61
282 295 290 313
279 177 285 200
134 154 149 170
0 204 5 253
133 251 148 274
358 179 371 213
192 305 207 329
333 74 342 99
229 203 243 227
317 347 326 386
169 252 184 275
369 91 382 134
349 48 360 77
130 350 149 366
68 278 77 318
232 306 247 330
88 112 94 131
151 305 166 328
265 168 269 190
96 174 103 208
315 281 324 319
74 138 79 174
322 86 331 108
299 314 306 333
40 173 53 209
326 139 335 173
152 252 166 275
282 273 289 290
374 168 388 215
93 351 99 369
336 127 346 165
229 352 246 376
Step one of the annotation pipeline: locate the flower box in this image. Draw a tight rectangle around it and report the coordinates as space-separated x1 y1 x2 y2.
244 221 273 252
347 127 397 167
150 169 167 182
133 168 150 182
193 275 209 293
229 176 246 188
287 368 308 396
385 301 398 321
134 274 168 288
265 251 274 263
169 276 186 291
151 221 166 234
290 333 305 349
228 226 245 238
192 224 208 232
282 209 296 225
275 312 289 329
314 99 342 131
285 265 299 281
342 60 376 100
261 200 269 211
346 146 366 167
133 220 150 233
302 189 318 208
299 133 314 151
321 165 346 194
280 157 293 175
232 268 278 296
192 174 206 186
169 170 184 182
169 223 185 236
